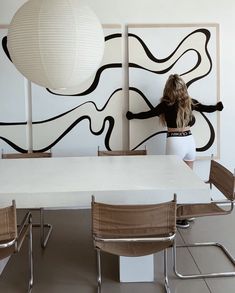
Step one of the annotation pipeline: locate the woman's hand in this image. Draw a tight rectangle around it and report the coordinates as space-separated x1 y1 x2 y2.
216 101 224 111
126 111 134 120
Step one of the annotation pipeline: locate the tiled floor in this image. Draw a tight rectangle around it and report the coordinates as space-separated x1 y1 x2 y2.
0 208 235 293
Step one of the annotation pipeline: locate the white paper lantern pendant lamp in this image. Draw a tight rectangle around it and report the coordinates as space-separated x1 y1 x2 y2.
7 0 104 90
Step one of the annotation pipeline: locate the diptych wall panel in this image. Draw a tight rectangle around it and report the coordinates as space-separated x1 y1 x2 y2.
128 24 220 158
31 25 123 156
0 25 123 156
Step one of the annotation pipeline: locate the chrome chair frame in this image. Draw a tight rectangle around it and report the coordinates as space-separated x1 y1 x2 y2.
92 194 176 293
29 207 53 248
174 157 235 279
0 201 33 293
95 237 175 293
1 150 53 248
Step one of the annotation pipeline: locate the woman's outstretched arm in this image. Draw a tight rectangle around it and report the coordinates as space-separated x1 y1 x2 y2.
192 99 224 113
126 102 165 120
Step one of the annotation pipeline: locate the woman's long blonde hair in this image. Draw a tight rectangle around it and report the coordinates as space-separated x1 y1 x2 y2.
159 74 193 128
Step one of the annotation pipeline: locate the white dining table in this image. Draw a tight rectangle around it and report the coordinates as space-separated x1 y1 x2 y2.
0 155 210 282
0 155 210 208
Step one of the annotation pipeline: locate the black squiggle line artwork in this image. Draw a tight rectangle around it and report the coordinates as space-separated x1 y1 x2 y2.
1 33 122 63
196 112 215 151
36 116 115 152
132 131 167 151
2 36 12 62
0 89 122 152
128 29 212 86
0 136 27 153
1 33 122 97
1 31 123 153
105 33 122 41
128 27 216 152
46 63 122 97
33 88 122 124
33 89 121 151
46 33 122 97
129 87 155 110
0 121 26 126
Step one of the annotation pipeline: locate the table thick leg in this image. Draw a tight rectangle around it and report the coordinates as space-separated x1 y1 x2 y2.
119 255 154 282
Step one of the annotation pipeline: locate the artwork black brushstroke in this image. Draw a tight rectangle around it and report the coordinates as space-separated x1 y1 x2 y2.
47 63 122 97
2 36 11 61
47 33 122 96
128 29 212 86
0 89 121 152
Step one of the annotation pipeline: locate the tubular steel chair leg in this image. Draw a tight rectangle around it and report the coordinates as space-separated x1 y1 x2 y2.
173 240 235 279
28 215 33 293
40 208 53 248
96 249 102 293
32 208 53 248
164 248 171 293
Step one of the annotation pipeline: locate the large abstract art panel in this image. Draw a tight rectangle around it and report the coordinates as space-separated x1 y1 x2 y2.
31 24 123 156
0 25 123 156
128 24 220 158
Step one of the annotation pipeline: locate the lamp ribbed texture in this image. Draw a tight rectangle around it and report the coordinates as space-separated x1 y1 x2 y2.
7 0 104 89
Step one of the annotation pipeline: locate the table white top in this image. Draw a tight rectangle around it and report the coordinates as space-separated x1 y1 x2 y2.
0 155 210 208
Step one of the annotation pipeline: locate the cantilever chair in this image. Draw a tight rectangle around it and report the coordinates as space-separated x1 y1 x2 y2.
0 200 33 293
97 146 147 156
1 150 52 248
174 156 235 279
92 194 177 293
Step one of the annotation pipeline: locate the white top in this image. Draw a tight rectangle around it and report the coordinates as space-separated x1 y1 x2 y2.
0 155 210 208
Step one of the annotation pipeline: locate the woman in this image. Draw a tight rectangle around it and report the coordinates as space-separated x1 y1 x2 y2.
126 74 223 228
126 74 223 169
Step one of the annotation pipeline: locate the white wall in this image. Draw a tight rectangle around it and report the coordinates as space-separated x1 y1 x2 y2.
0 0 234 174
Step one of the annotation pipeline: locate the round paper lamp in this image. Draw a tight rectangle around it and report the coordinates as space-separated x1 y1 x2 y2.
7 0 104 89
